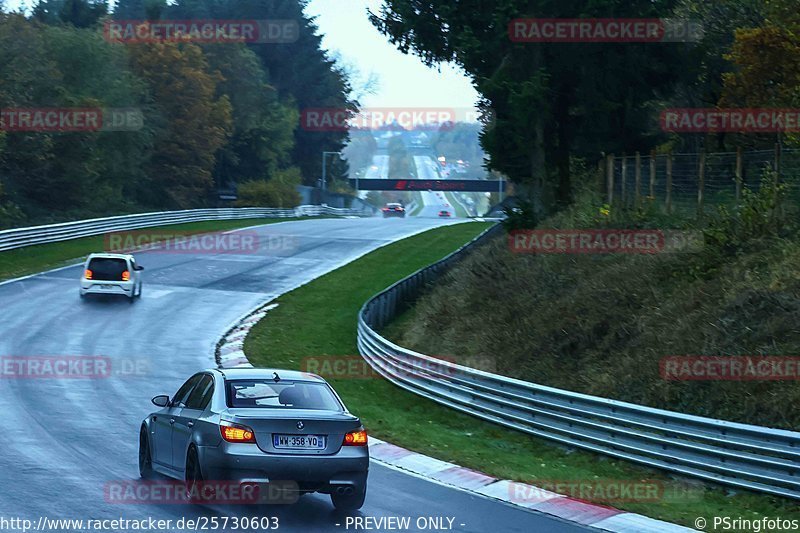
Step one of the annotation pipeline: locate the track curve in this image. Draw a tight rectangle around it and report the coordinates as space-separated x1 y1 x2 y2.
0 217 587 532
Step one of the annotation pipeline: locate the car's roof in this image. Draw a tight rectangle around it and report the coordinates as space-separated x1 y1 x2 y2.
87 253 134 260
210 367 326 383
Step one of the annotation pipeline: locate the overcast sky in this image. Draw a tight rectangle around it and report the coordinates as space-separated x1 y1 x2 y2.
3 0 479 112
306 0 478 110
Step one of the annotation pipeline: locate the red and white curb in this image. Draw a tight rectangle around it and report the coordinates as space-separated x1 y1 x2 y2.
214 306 693 533
216 303 279 368
367 437 694 532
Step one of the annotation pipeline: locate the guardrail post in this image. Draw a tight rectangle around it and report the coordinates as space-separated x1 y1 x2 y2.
606 154 614 205
666 151 673 214
735 147 743 204
697 151 706 218
649 150 656 201
620 154 627 209
634 151 642 210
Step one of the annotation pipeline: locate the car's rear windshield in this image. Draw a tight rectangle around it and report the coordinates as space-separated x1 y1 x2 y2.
87 258 128 281
225 380 343 411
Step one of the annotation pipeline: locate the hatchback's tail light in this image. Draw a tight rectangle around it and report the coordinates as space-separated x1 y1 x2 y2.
220 421 256 443
84 269 93 280
121 271 130 281
343 429 368 446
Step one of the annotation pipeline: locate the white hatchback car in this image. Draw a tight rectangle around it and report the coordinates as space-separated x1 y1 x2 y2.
79 253 144 301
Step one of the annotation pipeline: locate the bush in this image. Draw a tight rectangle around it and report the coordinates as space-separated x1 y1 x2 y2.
500 198 539 231
704 170 790 255
0 183 25 229
235 168 302 208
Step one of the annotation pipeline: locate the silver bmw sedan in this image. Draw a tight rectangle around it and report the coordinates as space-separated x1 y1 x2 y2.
140 368 369 511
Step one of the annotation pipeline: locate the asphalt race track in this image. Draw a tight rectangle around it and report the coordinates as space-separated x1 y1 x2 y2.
0 217 587 532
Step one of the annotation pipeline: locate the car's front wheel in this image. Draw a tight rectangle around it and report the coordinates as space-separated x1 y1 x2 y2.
331 485 366 511
139 427 153 478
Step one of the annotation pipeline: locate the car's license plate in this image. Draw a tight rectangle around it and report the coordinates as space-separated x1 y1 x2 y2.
273 434 326 450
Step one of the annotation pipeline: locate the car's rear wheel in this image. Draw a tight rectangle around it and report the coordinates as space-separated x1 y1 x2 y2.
330 485 366 511
138 427 153 479
185 446 203 502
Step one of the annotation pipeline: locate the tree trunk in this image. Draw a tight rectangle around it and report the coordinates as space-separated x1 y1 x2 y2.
555 89 571 208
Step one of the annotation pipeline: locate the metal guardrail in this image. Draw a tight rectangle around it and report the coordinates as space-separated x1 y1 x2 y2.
0 205 368 252
357 224 800 500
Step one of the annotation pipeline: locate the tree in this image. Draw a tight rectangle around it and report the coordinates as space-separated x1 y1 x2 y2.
32 0 108 28
370 0 694 211
128 37 233 207
166 0 356 185
113 0 166 20
201 43 298 189
0 13 69 210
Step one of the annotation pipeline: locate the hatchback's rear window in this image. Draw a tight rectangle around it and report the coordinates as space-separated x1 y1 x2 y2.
87 258 128 281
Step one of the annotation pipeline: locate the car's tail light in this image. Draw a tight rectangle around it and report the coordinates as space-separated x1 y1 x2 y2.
121 271 130 281
84 269 93 280
220 421 256 443
343 429 368 446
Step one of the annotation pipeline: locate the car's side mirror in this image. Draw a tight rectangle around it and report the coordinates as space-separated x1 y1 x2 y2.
151 395 170 407
134 265 144 271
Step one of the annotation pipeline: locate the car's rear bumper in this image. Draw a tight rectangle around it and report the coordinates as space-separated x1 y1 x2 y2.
198 442 369 494
80 280 134 296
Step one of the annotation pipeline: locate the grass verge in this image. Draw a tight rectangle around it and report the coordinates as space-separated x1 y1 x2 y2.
0 217 302 283
243 222 800 528
444 192 469 218
410 193 424 217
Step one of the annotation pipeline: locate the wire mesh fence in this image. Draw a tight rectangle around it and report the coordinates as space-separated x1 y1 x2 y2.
605 147 800 217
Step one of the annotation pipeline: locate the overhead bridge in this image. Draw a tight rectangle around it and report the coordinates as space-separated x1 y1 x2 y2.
351 178 507 192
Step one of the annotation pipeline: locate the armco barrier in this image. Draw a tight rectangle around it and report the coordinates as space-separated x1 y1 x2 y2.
356 224 800 500
0 205 368 252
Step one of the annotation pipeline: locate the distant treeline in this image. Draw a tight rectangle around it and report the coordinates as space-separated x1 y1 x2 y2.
0 0 354 228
